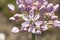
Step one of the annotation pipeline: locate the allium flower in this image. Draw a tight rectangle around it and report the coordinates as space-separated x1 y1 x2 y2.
21 11 41 32
8 0 60 34
20 10 48 34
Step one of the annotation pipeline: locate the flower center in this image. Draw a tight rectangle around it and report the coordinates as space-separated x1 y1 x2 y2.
30 19 34 24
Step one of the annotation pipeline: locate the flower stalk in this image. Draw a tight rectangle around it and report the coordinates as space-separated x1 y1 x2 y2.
32 33 35 40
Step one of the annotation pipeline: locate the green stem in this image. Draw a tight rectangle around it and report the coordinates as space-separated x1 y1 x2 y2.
32 33 35 40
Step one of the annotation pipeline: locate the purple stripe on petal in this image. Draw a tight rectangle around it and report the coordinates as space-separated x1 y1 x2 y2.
29 9 34 19
25 6 31 12
18 4 26 11
39 5 46 13
47 6 53 12
40 8 46 13
19 7 25 11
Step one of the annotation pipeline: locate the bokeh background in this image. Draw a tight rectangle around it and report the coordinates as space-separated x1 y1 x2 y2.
0 0 60 40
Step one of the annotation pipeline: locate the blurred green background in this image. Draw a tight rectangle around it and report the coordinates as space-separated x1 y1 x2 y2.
0 0 60 40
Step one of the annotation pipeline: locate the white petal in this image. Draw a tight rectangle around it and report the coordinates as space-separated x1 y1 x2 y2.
11 27 20 33
8 4 15 11
53 20 60 27
28 27 35 33
43 1 48 6
22 15 29 21
9 17 15 20
35 21 43 26
35 30 41 34
41 25 48 31
31 28 35 33
34 13 40 20
22 22 30 28
0 33 5 40
28 27 31 32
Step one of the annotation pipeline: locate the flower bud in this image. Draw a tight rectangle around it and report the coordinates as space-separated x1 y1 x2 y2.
53 4 59 12
11 27 20 33
8 4 15 11
47 3 53 12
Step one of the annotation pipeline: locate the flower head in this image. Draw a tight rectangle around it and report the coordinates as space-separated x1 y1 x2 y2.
8 0 60 34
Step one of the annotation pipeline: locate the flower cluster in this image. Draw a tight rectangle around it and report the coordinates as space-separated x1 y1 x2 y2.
8 0 59 34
